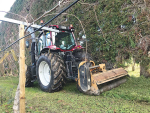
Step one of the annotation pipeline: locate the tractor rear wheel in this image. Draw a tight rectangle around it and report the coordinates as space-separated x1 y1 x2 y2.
25 66 33 87
36 53 66 92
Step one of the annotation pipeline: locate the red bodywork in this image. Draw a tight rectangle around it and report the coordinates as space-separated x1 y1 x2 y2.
46 45 85 52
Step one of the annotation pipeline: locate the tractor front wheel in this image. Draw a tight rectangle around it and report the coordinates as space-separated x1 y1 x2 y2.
36 53 66 92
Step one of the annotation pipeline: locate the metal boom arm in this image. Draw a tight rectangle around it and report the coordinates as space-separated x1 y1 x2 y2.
0 17 59 33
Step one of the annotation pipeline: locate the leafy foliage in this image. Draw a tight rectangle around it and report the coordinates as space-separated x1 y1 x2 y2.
0 0 150 68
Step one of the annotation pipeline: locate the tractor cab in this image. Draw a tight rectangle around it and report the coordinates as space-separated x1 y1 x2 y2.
38 25 80 54
54 31 76 50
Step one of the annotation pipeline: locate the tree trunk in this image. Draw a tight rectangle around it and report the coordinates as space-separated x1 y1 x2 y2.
132 57 135 71
140 63 150 77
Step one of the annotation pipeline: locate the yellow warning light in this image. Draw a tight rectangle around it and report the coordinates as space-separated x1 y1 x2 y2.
70 24 73 27
40 20 44 24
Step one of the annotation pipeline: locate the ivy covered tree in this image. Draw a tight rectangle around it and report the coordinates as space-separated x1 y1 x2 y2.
0 0 150 77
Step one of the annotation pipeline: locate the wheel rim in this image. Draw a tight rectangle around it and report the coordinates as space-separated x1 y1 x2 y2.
39 61 51 86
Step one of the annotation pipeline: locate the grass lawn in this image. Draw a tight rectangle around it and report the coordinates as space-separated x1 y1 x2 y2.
0 75 150 113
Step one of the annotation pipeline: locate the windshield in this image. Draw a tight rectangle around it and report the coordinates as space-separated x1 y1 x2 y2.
55 32 75 50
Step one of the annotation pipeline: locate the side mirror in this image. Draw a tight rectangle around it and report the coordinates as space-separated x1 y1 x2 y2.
25 41 29 48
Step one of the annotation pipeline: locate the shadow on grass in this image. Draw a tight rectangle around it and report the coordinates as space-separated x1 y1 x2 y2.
25 80 81 95
62 82 79 93
101 76 150 103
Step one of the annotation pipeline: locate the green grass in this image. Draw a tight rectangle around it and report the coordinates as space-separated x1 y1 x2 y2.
0 76 150 113
125 58 140 77
125 63 140 77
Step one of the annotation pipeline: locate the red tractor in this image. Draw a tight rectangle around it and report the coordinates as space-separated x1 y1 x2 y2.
25 24 128 95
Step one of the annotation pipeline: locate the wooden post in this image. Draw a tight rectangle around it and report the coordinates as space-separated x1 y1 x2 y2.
19 24 25 113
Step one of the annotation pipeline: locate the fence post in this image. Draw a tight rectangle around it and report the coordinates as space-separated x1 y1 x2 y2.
19 24 25 113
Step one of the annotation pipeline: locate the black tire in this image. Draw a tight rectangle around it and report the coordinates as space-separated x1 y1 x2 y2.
25 66 33 87
36 53 67 92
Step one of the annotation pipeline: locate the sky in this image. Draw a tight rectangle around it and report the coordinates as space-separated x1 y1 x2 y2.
0 0 16 19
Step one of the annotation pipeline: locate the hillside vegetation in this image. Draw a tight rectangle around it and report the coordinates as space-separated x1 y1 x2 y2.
0 0 150 68
0 1 150 112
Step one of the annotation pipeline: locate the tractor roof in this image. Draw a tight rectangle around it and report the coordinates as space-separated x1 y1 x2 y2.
49 25 74 32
